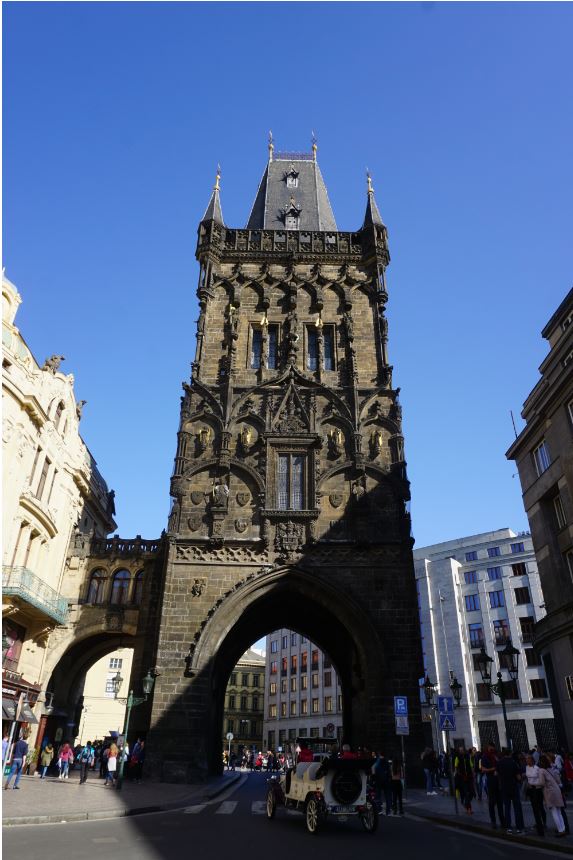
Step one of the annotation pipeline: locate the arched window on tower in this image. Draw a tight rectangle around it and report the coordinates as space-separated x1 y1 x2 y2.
54 401 65 431
133 570 144 605
110 569 131 605
86 569 107 604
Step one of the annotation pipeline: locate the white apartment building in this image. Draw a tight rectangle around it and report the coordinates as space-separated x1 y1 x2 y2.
77 648 133 743
414 528 556 753
262 629 343 751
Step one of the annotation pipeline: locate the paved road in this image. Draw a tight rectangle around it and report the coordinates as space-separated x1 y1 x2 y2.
4 772 568 860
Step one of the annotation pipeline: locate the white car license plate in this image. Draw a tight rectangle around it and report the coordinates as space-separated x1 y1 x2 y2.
332 805 356 814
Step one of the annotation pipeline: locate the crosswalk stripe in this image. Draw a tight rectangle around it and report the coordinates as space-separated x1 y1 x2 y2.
251 801 267 815
216 801 238 814
183 804 207 814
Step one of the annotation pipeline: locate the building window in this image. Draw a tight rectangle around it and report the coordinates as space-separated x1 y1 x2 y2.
268 325 279 370
290 677 297 692
323 326 335 371
268 704 277 718
512 562 527 577
270 661 277 674
227 720 234 733
242 673 249 685
324 696 333 713
109 657 123 670
465 551 478 562
553 494 567 529
504 680 520 700
281 679 287 694
307 326 318 371
229 695 235 709
566 550 573 584
291 633 297 646
281 657 288 676
288 729 296 741
251 327 263 369
110 570 130 605
291 654 298 673
469 623 484 649
240 695 247 710
252 695 259 710
280 701 287 717
324 671 332 687
286 174 298 189
133 570 144 604
271 639 278 653
489 590 505 609
311 649 319 669
301 674 308 690
252 674 260 687
493 618 510 645
282 635 288 649
476 683 492 702
301 651 308 672
86 569 107 604
277 453 305 510
464 570 478 584
230 673 237 685
487 567 502 581
310 726 319 738
311 672 319 688
525 649 542 667
511 542 525 554
29 446 42 485
290 701 297 716
312 698 319 714
54 401 65 430
465 594 480 612
269 682 277 695
301 699 308 715
472 653 483 671
514 586 531 605
35 456 51 500
519 616 535 643
285 214 299 230
337 694 343 711
533 440 551 476
487 546 501 558
323 655 332 668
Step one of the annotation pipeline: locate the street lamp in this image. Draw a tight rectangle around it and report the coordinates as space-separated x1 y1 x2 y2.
111 671 124 698
114 668 157 791
449 676 463 708
423 675 437 706
476 642 520 750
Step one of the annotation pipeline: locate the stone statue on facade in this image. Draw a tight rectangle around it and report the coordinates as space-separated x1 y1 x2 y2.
42 355 65 374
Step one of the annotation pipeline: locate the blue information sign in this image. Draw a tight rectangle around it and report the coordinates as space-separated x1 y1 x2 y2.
437 695 454 716
394 696 408 716
439 713 456 732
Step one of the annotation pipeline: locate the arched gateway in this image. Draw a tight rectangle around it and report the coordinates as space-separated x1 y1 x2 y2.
144 144 425 781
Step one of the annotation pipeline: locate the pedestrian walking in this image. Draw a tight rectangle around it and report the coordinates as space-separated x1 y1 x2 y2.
480 744 506 828
104 743 118 786
4 735 29 790
421 747 437 795
470 747 483 800
454 746 475 814
497 748 525 834
525 754 546 836
40 743 54 779
372 751 392 815
538 755 567 836
58 742 73 779
79 741 95 784
391 756 404 815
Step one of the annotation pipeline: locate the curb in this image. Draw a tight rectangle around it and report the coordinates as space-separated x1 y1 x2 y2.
2 773 243 827
408 807 573 855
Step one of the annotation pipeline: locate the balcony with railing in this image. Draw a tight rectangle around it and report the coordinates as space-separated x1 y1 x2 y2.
2 566 68 626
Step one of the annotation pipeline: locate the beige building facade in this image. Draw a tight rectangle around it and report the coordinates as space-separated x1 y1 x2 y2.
77 648 133 744
222 648 265 757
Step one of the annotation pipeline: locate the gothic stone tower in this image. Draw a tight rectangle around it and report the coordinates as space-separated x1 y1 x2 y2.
146 140 425 782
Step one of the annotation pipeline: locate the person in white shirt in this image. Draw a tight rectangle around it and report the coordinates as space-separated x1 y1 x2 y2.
525 755 546 837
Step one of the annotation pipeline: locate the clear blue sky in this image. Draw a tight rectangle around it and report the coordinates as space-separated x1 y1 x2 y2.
4 2 572 547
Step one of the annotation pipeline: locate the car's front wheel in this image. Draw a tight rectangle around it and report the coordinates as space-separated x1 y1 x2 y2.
306 796 322 834
359 800 378 833
266 788 276 819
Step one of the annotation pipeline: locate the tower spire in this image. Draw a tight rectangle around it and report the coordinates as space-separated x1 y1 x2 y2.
268 130 274 162
363 168 384 228
202 165 224 224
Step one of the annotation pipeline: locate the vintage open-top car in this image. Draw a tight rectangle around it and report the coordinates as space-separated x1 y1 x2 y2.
265 737 378 834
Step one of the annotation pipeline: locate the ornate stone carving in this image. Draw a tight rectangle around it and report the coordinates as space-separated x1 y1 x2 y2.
191 490 204 506
175 544 266 564
234 518 248 534
42 354 65 373
274 521 304 557
196 426 212 455
370 429 383 457
191 578 206 597
327 428 344 459
188 514 202 532
236 491 250 507
329 492 344 508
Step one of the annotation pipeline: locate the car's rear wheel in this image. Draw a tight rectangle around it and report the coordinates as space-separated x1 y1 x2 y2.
306 796 322 834
359 800 378 833
266 788 276 819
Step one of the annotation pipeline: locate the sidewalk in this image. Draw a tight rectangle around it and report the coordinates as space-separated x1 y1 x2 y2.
404 787 573 855
2 769 243 827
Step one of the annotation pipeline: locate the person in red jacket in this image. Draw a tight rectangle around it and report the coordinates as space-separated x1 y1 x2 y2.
297 741 314 763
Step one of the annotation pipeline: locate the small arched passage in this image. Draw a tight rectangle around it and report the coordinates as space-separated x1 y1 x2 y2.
188 565 389 776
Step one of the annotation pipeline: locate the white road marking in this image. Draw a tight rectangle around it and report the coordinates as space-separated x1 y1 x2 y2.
183 804 207 814
251 801 267 815
92 837 118 843
216 801 238 814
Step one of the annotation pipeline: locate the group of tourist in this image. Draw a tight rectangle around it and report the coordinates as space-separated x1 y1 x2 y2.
422 743 571 838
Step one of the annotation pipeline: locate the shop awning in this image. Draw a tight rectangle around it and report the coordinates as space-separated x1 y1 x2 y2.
19 703 38 724
2 698 17 720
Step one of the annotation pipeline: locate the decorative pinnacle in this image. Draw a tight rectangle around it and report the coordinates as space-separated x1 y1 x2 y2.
366 168 373 194
311 130 317 161
214 164 221 191
268 130 274 162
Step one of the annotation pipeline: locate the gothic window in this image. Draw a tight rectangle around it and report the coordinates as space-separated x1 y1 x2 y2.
133 570 144 605
54 401 65 430
110 569 131 605
251 327 263 369
268 325 278 369
86 569 107 604
323 326 335 370
307 327 318 371
277 454 305 510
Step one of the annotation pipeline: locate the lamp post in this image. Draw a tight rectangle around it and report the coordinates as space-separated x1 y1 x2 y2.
114 669 156 791
421 672 464 814
476 641 520 750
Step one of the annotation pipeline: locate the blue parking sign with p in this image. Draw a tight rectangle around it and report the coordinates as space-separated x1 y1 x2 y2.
394 696 408 716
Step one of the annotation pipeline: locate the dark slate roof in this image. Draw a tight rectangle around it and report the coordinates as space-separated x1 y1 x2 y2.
202 185 224 224
363 187 384 228
247 155 337 230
